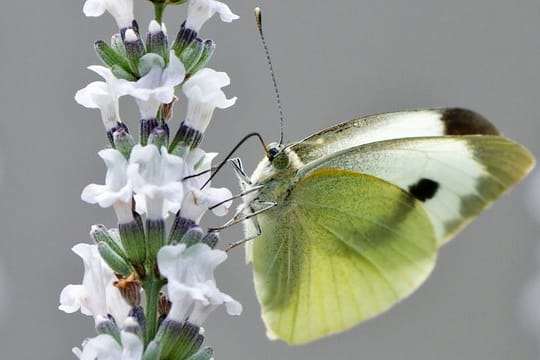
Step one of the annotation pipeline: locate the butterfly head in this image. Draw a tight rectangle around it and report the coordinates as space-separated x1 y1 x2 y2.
267 142 289 170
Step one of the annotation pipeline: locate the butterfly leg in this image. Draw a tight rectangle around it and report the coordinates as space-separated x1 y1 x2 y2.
226 215 262 252
209 185 264 212
208 200 276 232
225 200 278 251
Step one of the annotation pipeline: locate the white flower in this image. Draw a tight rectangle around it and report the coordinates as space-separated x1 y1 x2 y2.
128 144 185 219
83 0 134 29
75 66 130 131
81 149 134 224
185 0 239 33
183 68 237 134
124 51 185 120
73 320 143 360
181 148 233 222
157 243 242 325
59 244 130 324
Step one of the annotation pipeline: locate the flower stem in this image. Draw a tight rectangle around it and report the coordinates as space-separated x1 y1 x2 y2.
143 277 165 345
154 3 165 24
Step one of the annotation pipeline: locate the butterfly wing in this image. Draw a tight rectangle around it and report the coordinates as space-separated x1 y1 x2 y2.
290 108 499 164
299 136 535 245
249 169 437 344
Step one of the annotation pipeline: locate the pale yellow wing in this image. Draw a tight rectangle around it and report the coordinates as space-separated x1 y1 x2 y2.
250 169 437 344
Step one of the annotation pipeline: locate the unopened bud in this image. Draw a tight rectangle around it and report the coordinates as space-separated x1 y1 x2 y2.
148 125 169 149
95 315 121 343
98 242 132 276
124 29 146 76
140 118 159 146
169 121 203 154
119 219 146 266
147 20 169 62
180 227 204 247
95 40 132 75
113 126 136 159
172 25 197 56
201 231 219 249
90 224 128 259
169 215 197 244
143 340 162 360
123 316 143 338
181 39 204 74
157 320 202 360
189 347 214 360
189 39 215 75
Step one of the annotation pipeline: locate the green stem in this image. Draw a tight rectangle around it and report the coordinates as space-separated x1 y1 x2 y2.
143 277 164 345
154 3 165 23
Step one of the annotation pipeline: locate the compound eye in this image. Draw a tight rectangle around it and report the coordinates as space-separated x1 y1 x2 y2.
271 152 289 170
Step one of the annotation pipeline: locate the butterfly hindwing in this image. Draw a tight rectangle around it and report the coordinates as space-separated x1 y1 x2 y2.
249 169 437 344
300 136 535 245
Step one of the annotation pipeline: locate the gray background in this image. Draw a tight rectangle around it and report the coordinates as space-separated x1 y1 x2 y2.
1 0 540 359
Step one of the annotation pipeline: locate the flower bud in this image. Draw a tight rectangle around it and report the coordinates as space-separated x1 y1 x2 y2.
119 219 147 267
124 29 146 76
172 25 197 56
148 125 169 149
189 39 215 75
180 226 204 247
123 315 144 338
201 231 219 249
146 20 169 62
169 122 203 154
146 218 166 264
112 125 136 159
111 33 126 55
168 215 197 244
189 347 214 360
143 340 162 360
140 118 159 146
95 315 121 343
181 39 205 74
98 242 132 276
95 40 131 74
90 224 128 259
156 320 203 360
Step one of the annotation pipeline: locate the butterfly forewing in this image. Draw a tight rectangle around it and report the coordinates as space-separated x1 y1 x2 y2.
290 108 499 164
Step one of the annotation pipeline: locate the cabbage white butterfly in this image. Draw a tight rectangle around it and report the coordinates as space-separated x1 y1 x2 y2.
237 108 534 344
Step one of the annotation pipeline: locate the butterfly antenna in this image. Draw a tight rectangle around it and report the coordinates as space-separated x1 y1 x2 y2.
255 7 285 145
200 132 269 190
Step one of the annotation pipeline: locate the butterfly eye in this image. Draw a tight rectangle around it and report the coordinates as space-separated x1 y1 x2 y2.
271 152 289 170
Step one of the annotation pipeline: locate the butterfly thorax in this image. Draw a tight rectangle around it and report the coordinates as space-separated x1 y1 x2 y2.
244 147 305 210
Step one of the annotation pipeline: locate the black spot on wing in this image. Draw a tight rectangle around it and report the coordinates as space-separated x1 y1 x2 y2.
408 178 439 202
441 108 500 135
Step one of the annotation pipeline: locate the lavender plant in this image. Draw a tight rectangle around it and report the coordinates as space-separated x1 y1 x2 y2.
58 1 241 358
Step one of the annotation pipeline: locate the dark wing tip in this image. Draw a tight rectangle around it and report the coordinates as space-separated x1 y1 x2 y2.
441 108 500 136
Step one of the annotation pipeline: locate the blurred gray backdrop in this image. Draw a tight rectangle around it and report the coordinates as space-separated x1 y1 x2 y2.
1 0 540 359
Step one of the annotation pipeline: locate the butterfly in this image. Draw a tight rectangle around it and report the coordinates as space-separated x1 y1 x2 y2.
233 108 535 345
